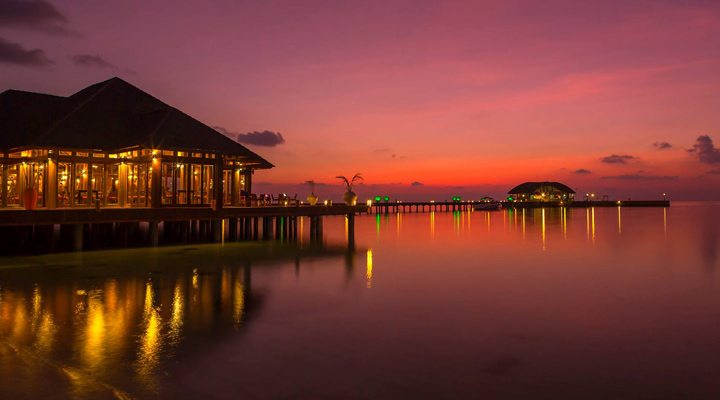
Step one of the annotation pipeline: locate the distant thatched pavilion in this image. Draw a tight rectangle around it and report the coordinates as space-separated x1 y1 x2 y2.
508 182 575 202
0 77 272 209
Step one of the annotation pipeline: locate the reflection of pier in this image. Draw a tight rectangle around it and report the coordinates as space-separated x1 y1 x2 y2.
370 200 669 214
511 200 670 208
372 201 474 214
0 205 366 254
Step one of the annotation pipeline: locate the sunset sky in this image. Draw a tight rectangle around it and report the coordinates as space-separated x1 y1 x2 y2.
2 0 720 200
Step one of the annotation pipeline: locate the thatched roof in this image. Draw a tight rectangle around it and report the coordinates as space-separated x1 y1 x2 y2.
508 181 575 194
0 77 273 168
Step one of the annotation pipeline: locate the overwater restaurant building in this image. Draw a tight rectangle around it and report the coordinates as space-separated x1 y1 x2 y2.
0 77 273 209
508 181 575 202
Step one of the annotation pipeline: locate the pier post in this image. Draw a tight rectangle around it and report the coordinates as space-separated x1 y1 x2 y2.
72 223 84 251
149 221 159 246
229 218 238 241
253 217 259 240
263 217 273 240
244 217 252 240
310 216 323 242
212 219 222 242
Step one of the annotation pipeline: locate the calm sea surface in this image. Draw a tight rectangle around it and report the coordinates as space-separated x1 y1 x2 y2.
1 202 720 399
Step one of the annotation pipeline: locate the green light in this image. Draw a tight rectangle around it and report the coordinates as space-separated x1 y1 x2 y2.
383 196 390 202
507 196 513 201
374 196 381 202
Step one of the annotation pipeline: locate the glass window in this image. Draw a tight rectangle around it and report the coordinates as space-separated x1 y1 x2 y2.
129 163 150 207
58 162 71 206
190 164 202 204
6 164 20 206
33 162 45 207
223 170 233 205
74 163 89 206
90 164 104 205
162 162 174 205
106 164 119 205
202 165 213 204
176 163 187 204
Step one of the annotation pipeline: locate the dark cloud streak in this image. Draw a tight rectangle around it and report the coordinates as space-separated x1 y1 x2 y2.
71 54 115 68
573 168 592 174
601 154 636 164
214 126 286 147
601 174 678 181
653 141 672 150
0 0 72 35
0 37 52 66
688 135 720 164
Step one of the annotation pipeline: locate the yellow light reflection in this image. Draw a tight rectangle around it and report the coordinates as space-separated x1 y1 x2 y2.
36 313 56 353
430 211 435 239
233 277 245 326
221 219 225 244
617 206 622 234
396 212 402 238
591 207 596 243
366 249 373 289
663 207 667 237
467 209 472 233
137 281 162 388
84 292 106 369
521 208 526 239
586 208 590 241
299 216 304 245
169 282 184 345
562 207 567 240
192 268 199 289
12 296 28 340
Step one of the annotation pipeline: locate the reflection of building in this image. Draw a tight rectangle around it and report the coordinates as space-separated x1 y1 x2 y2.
0 77 272 209
508 181 575 202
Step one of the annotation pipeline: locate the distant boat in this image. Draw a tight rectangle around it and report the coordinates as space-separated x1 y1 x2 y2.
474 197 502 211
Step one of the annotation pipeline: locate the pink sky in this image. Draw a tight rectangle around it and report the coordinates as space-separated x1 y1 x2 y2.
2 0 720 200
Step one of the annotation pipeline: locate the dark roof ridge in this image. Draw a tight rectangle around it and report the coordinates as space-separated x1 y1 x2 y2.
34 78 116 144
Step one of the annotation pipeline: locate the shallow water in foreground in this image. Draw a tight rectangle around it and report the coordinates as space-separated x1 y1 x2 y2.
1 202 720 399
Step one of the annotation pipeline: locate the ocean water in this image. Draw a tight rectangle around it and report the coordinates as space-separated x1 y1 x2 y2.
1 202 720 399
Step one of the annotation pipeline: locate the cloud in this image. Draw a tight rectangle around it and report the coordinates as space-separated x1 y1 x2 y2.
688 135 720 164
707 169 720 175
601 154 636 164
653 141 672 150
410 181 424 186
0 37 52 66
0 0 72 35
600 174 678 181
214 126 286 147
71 54 115 68
573 168 592 174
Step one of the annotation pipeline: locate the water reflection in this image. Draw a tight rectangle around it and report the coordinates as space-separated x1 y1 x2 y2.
1 205 718 399
0 243 351 398
366 249 373 288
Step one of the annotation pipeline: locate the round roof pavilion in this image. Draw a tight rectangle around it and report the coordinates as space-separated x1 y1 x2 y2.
508 182 576 194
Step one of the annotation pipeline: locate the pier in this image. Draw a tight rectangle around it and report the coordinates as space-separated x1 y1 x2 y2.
370 200 670 214
0 205 367 254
